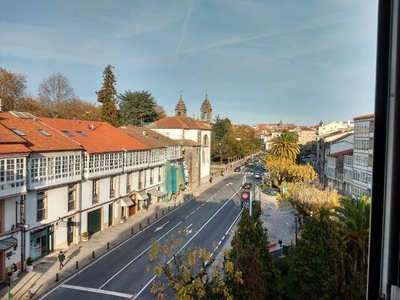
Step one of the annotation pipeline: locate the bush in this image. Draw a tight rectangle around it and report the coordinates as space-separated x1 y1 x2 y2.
82 232 89 238
26 257 33 266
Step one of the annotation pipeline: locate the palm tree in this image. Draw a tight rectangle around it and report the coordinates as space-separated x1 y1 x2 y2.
335 196 370 274
268 132 300 162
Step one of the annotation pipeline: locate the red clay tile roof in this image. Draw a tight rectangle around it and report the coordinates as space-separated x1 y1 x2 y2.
354 113 374 120
0 112 82 152
149 116 211 130
120 126 181 147
328 149 353 157
0 144 31 155
39 118 149 154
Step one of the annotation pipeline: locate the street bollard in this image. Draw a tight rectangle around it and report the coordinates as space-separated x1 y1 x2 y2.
147 218 150 224
156 213 158 219
92 251 95 259
76 261 79 269
168 207 170 212
131 228 134 234
162 209 164 215
139 223 142 229
56 273 59 282
107 242 110 249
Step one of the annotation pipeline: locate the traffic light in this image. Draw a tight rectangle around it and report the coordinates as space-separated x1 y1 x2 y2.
241 191 251 209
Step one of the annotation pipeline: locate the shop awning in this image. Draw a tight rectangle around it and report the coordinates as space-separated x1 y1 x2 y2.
121 197 135 207
148 188 165 197
0 237 17 251
137 191 149 201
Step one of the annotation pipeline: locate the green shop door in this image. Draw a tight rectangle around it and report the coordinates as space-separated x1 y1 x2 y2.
88 209 102 236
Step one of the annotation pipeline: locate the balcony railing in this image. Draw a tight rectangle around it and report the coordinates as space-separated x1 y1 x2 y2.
92 194 99 204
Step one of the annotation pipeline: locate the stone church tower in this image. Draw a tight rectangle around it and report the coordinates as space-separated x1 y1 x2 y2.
200 94 212 124
175 94 187 117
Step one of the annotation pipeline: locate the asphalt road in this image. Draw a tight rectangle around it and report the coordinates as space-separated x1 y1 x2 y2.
41 175 245 300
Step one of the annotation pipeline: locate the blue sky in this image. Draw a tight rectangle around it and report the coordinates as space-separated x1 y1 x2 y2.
1 0 378 126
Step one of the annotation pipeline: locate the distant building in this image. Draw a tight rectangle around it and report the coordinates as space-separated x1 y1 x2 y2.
318 120 353 136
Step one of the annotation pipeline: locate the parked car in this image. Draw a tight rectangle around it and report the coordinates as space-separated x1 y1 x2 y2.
234 166 242 172
242 182 253 189
263 187 278 196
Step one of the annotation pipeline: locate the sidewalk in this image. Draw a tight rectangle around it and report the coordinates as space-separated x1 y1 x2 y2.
0 165 237 300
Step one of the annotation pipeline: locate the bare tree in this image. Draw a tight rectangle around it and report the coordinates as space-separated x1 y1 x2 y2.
38 73 76 117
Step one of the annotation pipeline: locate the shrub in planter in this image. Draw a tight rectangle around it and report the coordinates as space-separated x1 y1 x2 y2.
82 232 89 241
26 257 33 272
26 257 33 266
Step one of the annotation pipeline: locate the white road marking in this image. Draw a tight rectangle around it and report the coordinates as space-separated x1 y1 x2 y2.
61 284 132 298
135 186 242 299
99 221 183 289
154 221 170 232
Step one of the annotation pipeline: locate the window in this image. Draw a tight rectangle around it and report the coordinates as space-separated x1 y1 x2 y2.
110 176 116 198
158 166 162 182
76 131 88 137
150 168 154 184
38 129 51 136
139 170 144 189
37 190 47 221
126 172 132 194
68 185 76 211
11 128 26 136
92 179 99 204
62 130 74 137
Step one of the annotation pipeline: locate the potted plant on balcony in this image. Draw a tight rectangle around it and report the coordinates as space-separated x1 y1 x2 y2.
142 203 148 212
82 231 89 242
26 257 33 272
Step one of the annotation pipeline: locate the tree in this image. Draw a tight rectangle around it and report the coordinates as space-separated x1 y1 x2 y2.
96 64 120 127
56 99 101 120
38 73 77 117
148 233 242 300
286 163 317 183
262 156 317 186
0 68 27 111
285 208 343 300
277 182 340 216
212 115 232 140
118 90 161 125
269 131 300 163
227 211 281 300
334 196 370 299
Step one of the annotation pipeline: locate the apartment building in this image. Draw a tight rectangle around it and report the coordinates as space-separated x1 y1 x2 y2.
0 112 186 281
352 114 374 198
321 114 374 199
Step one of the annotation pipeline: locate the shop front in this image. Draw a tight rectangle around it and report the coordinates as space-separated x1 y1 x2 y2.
29 225 54 261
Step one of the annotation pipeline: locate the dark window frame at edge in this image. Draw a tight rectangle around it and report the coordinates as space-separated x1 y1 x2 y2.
367 0 400 299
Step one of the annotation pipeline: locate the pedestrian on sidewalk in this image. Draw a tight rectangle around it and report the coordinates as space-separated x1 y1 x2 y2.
58 251 65 270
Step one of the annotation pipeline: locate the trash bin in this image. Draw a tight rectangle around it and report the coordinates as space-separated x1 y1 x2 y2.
282 245 289 256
